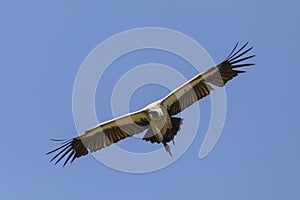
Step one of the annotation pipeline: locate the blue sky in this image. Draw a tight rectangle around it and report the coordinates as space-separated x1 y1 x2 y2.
1 0 300 199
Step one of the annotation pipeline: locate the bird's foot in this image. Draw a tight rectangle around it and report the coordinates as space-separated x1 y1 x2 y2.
164 144 173 157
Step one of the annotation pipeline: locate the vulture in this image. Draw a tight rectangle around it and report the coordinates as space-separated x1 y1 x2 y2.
47 42 255 166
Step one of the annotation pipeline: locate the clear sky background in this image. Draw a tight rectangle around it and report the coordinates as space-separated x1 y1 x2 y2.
1 0 299 199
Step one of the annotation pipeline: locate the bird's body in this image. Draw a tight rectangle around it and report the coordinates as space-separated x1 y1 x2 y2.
146 103 171 140
145 102 175 155
48 43 255 166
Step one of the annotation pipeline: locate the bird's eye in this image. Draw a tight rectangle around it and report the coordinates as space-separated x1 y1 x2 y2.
150 110 159 118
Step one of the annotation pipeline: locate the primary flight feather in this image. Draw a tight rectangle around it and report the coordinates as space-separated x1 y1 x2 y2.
47 42 255 166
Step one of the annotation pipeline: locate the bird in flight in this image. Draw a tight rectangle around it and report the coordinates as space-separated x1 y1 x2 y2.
47 42 255 166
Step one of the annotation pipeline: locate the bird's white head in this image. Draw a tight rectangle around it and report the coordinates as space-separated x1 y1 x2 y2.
148 107 164 121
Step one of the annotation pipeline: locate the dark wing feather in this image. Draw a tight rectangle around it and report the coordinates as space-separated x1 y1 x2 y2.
47 110 150 166
143 117 183 144
161 42 255 116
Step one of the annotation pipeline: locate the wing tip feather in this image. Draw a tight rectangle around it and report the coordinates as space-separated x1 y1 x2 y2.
47 137 88 166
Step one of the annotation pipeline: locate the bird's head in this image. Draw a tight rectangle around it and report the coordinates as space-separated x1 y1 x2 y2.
148 108 163 121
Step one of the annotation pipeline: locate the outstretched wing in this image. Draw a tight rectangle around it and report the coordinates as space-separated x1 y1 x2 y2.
47 110 150 166
161 42 255 116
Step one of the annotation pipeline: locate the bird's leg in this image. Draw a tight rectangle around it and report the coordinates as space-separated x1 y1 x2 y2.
164 143 173 157
172 139 175 145
153 127 164 143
